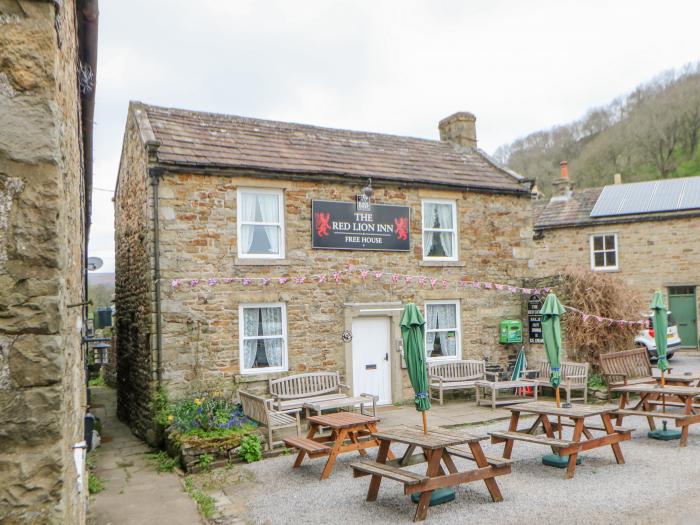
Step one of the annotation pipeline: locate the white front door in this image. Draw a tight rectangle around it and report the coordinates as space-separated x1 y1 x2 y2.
352 317 392 405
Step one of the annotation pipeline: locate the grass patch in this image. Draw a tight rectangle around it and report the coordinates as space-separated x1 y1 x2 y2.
146 450 179 473
198 453 214 471
184 476 216 519
86 451 104 494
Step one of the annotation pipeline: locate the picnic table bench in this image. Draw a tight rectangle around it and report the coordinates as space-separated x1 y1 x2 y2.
284 412 391 479
489 401 630 479
352 426 510 522
614 383 700 447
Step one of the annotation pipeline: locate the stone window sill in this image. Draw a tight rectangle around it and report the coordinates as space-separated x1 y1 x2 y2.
234 258 292 266
234 370 290 383
419 260 465 268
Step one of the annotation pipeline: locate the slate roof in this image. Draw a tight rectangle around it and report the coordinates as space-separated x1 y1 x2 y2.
131 102 529 194
535 184 700 230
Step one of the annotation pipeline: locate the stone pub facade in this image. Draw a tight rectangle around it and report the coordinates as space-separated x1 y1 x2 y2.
115 103 533 439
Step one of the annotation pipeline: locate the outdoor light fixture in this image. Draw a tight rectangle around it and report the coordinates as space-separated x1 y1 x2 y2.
362 178 373 198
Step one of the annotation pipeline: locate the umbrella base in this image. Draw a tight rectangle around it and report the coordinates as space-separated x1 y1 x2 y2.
410 488 456 506
648 429 682 440
542 454 582 468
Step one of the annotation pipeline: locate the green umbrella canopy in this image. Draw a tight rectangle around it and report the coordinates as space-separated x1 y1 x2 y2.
540 293 566 389
651 291 669 373
511 348 527 381
400 303 431 412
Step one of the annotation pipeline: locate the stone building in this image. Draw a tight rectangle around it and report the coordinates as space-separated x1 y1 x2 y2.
114 104 534 440
0 1 97 523
533 163 700 349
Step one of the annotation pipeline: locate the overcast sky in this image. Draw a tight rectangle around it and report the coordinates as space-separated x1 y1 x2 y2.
89 0 700 273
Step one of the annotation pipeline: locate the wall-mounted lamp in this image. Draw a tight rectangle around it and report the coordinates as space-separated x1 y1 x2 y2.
362 178 374 198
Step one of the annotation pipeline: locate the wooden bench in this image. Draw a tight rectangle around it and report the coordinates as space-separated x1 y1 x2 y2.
445 446 511 468
553 420 634 433
489 430 575 450
282 436 331 458
239 390 301 451
428 360 488 405
268 371 349 411
524 361 589 403
351 460 428 486
614 409 689 420
599 347 666 401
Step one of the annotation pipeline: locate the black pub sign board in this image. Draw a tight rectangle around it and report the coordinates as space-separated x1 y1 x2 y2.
528 294 544 344
312 200 410 251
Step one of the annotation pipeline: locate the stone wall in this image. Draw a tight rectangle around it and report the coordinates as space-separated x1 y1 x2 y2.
114 154 533 434
114 112 155 440
0 1 87 523
533 217 700 347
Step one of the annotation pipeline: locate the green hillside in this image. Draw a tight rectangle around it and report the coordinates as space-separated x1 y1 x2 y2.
494 63 700 194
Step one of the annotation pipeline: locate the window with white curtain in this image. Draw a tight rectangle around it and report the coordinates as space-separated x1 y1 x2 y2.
422 200 457 261
424 301 461 361
239 303 288 374
237 188 284 258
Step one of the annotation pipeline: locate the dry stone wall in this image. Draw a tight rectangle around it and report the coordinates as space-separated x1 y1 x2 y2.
0 1 87 523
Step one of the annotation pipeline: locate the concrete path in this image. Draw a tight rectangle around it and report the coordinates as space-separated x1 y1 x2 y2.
87 386 202 525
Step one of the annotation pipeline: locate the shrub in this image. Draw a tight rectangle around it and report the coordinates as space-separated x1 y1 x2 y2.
238 434 262 463
559 268 644 369
152 386 171 427
198 453 214 471
169 394 255 437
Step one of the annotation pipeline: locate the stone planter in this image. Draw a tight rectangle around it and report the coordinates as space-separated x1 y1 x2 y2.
165 428 265 473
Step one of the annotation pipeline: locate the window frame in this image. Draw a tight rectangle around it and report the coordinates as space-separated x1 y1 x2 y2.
421 199 458 262
236 187 285 259
423 300 462 362
238 302 288 375
589 233 618 271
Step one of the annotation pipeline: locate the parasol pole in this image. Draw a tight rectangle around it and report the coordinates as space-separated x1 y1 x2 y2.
555 386 562 439
661 369 666 413
422 411 428 434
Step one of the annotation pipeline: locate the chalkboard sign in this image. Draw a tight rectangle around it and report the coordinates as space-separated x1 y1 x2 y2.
312 200 410 251
528 294 544 344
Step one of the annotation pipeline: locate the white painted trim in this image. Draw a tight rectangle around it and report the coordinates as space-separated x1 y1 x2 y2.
238 302 288 375
424 300 461 362
589 233 619 271
236 187 285 259
421 199 458 262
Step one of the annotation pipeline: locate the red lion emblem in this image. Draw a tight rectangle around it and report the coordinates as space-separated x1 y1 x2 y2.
315 212 331 237
394 217 408 241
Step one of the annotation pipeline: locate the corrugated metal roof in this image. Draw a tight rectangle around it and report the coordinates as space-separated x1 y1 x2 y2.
591 177 700 217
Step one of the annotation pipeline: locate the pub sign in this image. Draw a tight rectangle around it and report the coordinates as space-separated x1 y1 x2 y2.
312 200 410 251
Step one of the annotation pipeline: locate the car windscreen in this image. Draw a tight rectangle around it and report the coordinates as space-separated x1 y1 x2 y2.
649 312 676 328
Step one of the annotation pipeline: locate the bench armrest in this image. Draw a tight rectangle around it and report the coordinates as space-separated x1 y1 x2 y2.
359 393 380 401
484 371 500 381
279 407 302 415
338 383 350 391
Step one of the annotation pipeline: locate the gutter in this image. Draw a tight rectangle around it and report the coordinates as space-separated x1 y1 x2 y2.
152 163 533 197
149 166 164 384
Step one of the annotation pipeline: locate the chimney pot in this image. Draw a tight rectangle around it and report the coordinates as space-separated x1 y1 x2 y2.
613 173 622 185
438 112 477 149
560 161 569 180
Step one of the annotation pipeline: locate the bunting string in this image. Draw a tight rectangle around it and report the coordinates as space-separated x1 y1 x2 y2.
168 264 646 328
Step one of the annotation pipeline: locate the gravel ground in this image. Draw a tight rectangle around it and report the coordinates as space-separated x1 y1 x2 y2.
242 415 700 524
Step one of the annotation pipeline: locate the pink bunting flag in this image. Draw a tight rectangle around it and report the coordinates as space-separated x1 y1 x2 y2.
260 278 269 286
223 277 235 284
171 279 181 288
418 276 426 286
332 271 341 283
293 276 305 284
189 279 199 287
441 279 449 288
374 271 383 280
360 269 369 280
208 278 218 286
278 277 289 284
495 283 504 291
391 274 400 283
483 282 493 289
405 275 413 284
242 278 251 286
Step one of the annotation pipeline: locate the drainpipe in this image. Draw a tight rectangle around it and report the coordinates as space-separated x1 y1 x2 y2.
149 166 163 384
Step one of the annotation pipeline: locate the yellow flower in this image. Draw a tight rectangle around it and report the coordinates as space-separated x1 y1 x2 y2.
194 398 202 405
213 391 221 398
167 415 174 423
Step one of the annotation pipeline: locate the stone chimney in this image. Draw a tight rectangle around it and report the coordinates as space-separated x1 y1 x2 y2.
551 161 574 201
438 112 477 149
613 173 622 185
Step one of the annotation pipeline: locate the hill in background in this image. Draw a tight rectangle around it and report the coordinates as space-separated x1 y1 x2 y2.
495 63 700 195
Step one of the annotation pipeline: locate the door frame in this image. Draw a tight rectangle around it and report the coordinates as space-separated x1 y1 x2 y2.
668 286 698 349
343 302 404 404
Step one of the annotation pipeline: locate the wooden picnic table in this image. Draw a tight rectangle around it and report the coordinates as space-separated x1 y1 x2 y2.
351 426 511 522
489 401 631 479
614 383 700 447
284 412 391 480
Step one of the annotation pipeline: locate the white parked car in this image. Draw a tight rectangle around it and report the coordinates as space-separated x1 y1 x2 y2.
635 312 682 361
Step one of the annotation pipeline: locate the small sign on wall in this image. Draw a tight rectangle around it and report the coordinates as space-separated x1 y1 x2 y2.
528 294 544 344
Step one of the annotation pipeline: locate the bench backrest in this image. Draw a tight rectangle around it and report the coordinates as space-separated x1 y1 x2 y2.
238 390 269 426
428 360 485 381
599 348 652 380
535 361 588 379
269 371 341 400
